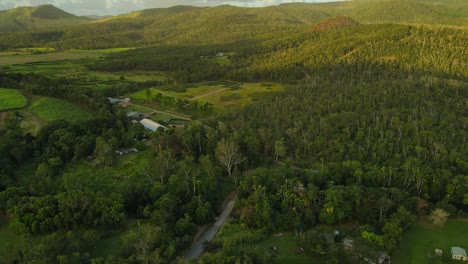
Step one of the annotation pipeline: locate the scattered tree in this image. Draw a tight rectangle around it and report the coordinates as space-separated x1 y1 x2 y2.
429 208 450 229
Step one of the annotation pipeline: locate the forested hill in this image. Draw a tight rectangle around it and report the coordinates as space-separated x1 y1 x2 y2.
0 4 92 33
0 0 466 49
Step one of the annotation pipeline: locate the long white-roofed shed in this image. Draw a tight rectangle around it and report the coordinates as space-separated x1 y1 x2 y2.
140 118 168 132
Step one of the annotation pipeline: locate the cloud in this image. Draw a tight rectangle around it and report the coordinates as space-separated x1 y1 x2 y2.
0 0 341 15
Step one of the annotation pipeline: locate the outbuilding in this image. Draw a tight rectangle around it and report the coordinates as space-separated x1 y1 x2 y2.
139 118 168 132
452 247 468 261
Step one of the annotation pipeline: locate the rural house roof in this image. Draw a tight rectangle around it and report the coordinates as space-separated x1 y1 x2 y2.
452 247 467 257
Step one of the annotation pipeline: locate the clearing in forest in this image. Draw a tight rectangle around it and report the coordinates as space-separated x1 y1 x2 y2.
0 88 28 111
392 218 468 264
30 97 93 123
131 82 284 110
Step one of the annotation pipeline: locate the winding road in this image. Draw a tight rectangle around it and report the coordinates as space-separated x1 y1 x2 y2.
185 193 238 259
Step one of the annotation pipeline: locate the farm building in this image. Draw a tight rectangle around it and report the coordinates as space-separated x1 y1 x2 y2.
451 247 468 261
127 111 143 120
140 118 168 132
108 97 130 105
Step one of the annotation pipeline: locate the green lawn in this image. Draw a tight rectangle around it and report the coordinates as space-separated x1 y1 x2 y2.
246 232 327 264
30 97 93 123
392 218 468 264
0 88 28 111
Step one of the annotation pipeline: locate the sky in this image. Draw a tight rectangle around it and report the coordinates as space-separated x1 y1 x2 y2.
0 0 343 16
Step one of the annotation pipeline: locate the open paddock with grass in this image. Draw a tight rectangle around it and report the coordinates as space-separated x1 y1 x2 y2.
130 82 284 110
0 48 134 66
244 232 327 264
392 218 468 264
30 97 93 123
0 88 28 111
87 71 168 82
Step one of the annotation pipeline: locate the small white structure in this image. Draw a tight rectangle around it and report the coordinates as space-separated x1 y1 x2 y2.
452 247 468 261
139 118 167 132
435 248 443 256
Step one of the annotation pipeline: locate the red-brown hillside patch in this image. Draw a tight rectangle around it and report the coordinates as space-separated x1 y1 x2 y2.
313 16 360 31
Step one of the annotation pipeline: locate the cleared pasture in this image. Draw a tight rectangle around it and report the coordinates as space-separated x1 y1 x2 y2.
0 88 28 111
0 48 134 66
30 97 93 123
392 218 468 264
244 232 327 264
130 82 284 110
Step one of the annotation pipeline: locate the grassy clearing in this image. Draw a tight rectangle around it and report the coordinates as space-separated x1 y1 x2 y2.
0 88 28 111
392 218 468 264
0 48 133 66
87 71 168 82
0 51 102 66
30 97 93 123
246 232 327 264
130 82 284 110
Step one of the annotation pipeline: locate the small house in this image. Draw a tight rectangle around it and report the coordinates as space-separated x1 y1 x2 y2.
435 248 443 256
451 247 468 261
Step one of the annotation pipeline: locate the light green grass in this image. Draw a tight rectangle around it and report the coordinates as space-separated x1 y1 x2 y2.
0 48 133 66
392 218 468 264
88 71 168 82
247 232 327 264
0 88 28 111
130 82 284 110
30 97 93 123
0 51 102 66
69 47 136 53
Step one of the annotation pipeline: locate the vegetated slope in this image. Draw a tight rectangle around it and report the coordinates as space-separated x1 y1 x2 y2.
348 0 468 25
0 0 466 49
88 24 467 84
0 4 92 33
312 16 360 31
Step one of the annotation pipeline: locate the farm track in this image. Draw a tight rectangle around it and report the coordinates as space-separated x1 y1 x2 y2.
191 88 228 100
133 104 191 121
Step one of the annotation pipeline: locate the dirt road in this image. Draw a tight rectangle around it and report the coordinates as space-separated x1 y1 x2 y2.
185 193 238 259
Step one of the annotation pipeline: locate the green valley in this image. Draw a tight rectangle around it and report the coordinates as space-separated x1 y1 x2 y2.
0 1 466 264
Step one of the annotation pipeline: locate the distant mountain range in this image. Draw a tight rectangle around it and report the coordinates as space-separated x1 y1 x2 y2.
0 0 466 49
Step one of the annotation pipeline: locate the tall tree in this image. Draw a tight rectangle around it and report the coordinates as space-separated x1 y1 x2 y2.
215 138 245 178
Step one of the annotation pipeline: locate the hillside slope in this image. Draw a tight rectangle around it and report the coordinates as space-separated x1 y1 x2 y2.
0 0 466 49
0 4 92 32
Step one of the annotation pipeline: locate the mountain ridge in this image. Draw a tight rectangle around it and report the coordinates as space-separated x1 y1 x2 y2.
0 0 466 49
0 4 92 32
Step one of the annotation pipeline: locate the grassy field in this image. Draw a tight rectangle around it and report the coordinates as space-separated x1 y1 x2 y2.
30 97 93 123
246 232 327 264
0 48 134 66
131 82 284 110
0 88 28 111
392 218 468 264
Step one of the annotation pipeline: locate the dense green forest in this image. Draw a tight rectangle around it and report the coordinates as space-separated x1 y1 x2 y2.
0 0 467 263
